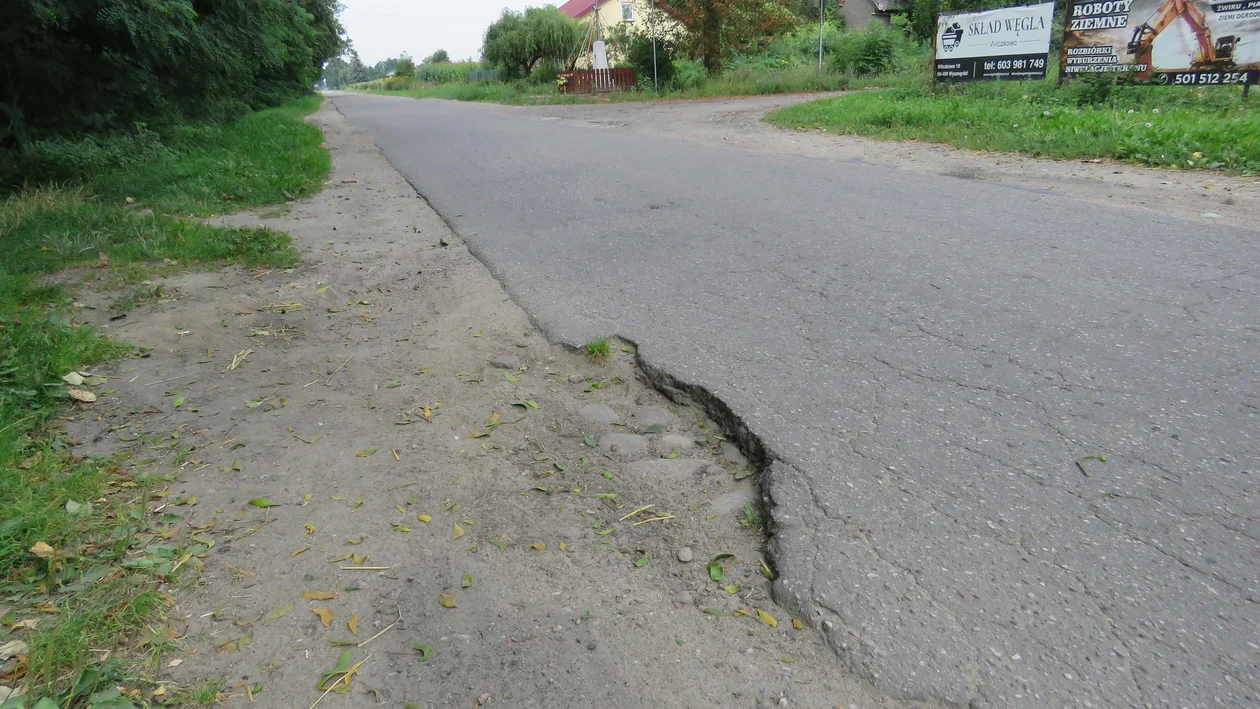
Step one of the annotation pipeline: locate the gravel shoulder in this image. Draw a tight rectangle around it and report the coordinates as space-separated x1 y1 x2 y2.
63 101 942 708
489 91 1260 228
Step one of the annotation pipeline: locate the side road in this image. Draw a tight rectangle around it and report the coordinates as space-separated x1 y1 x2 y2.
64 102 940 708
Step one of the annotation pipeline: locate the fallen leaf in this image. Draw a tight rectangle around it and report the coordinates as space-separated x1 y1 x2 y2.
708 553 734 582
667 448 679 459
67 388 97 403
346 537 364 545
488 411 501 426
291 547 310 556
357 449 377 458
703 608 731 616
304 523 316 536
644 423 666 434
756 609 778 628
453 522 464 540
583 435 597 447
264 603 294 625
352 498 364 508
393 524 412 533
303 591 338 601
313 608 334 627
724 584 741 594
168 659 183 668
62 371 84 385
413 642 434 662
760 558 774 580
29 541 55 559
248 498 280 508
634 549 650 567
530 543 546 551
503 372 520 382
417 514 432 523
172 396 185 408
792 618 803 630
318 650 354 690
462 573 473 588
329 553 353 563
439 593 457 609
348 614 360 636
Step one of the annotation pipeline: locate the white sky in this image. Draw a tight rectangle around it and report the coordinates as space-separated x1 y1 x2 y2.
340 0 542 64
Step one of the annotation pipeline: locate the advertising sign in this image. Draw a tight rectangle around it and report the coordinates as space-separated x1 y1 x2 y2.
1063 0 1260 84
935 3 1056 81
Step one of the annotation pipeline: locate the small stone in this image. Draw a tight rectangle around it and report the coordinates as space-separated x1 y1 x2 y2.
637 405 677 428
672 591 693 606
599 433 649 456
656 434 694 457
778 698 788 707
578 403 618 425
568 374 585 383
479 694 491 704
677 547 694 563
490 354 521 370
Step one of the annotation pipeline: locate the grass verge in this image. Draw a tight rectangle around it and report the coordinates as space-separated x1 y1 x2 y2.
0 97 318 705
766 81 1260 173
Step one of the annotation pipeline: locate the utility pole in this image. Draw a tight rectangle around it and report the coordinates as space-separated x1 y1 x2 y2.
817 0 827 72
652 0 659 91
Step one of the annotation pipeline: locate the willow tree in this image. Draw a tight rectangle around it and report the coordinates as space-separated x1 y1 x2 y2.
482 6 582 79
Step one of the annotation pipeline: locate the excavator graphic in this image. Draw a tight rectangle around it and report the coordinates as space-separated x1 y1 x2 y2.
1125 0 1238 70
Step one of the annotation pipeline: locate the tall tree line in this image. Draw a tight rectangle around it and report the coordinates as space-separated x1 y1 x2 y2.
0 0 345 149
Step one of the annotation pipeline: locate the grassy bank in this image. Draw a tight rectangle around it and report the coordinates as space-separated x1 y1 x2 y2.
0 98 319 704
766 80 1260 173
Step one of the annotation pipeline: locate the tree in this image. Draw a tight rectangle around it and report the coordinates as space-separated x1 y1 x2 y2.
670 0 798 75
0 0 345 150
482 7 582 79
395 53 416 78
424 49 451 64
348 49 370 83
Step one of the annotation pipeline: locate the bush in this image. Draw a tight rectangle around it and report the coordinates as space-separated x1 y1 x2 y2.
625 31 679 89
395 56 417 78
831 23 898 76
672 58 708 91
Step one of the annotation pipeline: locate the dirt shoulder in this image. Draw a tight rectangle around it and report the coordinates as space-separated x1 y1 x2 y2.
64 101 940 708
490 91 1260 228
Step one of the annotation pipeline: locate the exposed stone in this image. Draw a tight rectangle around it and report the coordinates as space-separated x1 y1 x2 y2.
637 405 677 428
677 547 694 563
489 354 521 370
568 374 585 384
656 434 694 457
578 403 618 425
672 590 693 605
599 433 649 456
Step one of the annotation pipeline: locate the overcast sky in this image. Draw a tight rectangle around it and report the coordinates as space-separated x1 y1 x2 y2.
340 0 541 64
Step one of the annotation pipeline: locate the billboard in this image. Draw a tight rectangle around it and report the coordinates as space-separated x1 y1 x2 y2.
1063 0 1260 84
935 3 1056 81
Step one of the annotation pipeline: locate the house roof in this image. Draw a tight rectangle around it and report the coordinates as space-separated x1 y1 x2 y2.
558 0 678 19
558 0 597 18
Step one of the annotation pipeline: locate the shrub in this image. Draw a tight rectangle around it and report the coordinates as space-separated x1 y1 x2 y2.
831 24 899 76
625 31 679 89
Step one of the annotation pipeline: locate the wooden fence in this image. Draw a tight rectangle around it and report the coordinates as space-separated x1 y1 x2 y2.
557 68 637 94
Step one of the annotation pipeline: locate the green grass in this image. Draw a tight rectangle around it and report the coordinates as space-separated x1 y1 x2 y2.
585 336 613 365
766 80 1260 173
0 96 321 702
91 95 330 215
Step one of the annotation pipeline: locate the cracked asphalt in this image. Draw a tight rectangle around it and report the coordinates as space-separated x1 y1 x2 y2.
328 92 1259 708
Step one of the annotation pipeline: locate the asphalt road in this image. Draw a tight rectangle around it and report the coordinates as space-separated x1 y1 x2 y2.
329 92 1259 709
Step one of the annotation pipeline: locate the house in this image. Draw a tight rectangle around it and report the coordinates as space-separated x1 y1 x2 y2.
840 0 905 31
559 0 681 66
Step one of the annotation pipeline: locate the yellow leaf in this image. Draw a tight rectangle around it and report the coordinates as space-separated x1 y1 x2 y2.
417 514 432 523
559 542 568 551
453 522 464 540
346 538 363 545
357 449 376 458
329 553 353 563
317 285 331 293
304 523 316 536
396 505 407 514
756 609 778 628
348 614 360 636
303 591 338 601
488 411 501 426
792 618 803 630
439 593 457 609
530 543 545 551
291 546 311 557
313 608 334 627
331 495 348 501
724 584 741 594
352 498 364 508
29 541 55 559
352 554 367 564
